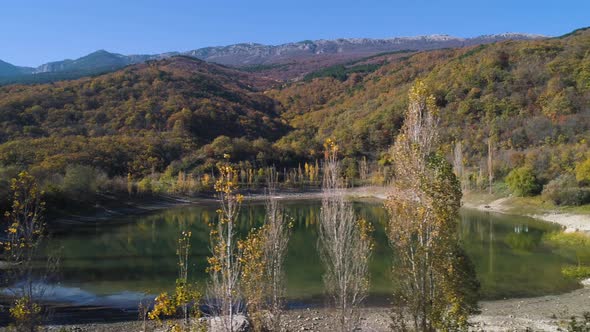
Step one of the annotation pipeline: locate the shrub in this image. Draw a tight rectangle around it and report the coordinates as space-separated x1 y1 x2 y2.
506 166 541 196
575 157 590 185
62 165 98 198
543 175 590 206
561 265 590 279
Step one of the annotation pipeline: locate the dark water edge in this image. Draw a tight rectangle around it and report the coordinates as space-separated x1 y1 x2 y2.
46 188 324 227
0 293 394 326
0 298 141 326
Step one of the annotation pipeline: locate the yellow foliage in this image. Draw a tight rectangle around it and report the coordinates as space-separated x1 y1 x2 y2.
9 296 41 330
148 292 176 322
238 227 267 330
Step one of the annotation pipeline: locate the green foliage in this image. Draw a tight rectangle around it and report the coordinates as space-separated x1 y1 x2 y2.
271 28 590 194
545 231 590 249
575 157 590 185
561 265 590 279
240 63 291 73
304 63 382 82
2 28 590 208
0 166 19 211
506 166 541 196
544 232 590 279
0 56 287 183
62 165 101 197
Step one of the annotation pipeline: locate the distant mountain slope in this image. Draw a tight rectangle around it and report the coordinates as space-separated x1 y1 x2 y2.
0 59 33 77
185 33 545 66
0 33 545 84
33 50 136 73
0 50 171 85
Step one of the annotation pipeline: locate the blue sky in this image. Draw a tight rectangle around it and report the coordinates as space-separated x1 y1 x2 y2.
2 0 589 66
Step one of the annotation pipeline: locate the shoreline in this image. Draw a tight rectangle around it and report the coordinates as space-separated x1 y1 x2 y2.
337 185 590 234
52 186 590 235
460 194 590 233
27 284 590 332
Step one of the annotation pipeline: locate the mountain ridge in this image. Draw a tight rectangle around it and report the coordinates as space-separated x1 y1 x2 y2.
0 32 546 84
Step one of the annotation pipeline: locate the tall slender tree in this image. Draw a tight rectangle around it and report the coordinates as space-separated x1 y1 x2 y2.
487 136 494 194
239 167 292 331
207 162 244 332
453 141 464 190
262 167 291 331
386 82 478 331
318 139 373 331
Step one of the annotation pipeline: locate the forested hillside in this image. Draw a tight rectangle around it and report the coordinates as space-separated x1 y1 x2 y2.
1 28 590 209
270 27 590 194
0 57 286 174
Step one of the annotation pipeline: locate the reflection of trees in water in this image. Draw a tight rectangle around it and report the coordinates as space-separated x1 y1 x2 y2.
457 210 579 299
45 203 581 299
505 232 538 251
460 212 545 254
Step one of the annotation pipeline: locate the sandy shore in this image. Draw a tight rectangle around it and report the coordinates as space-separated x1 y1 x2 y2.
462 196 590 233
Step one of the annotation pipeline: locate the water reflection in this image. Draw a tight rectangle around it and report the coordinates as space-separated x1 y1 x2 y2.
36 201 580 308
458 209 578 299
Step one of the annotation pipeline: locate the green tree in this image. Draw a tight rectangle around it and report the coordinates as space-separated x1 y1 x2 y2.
575 157 590 185
62 165 98 198
506 166 541 196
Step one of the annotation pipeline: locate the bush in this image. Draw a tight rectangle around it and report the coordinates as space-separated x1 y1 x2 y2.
575 157 590 185
559 188 590 206
561 265 590 279
62 165 99 198
506 166 541 196
543 175 590 206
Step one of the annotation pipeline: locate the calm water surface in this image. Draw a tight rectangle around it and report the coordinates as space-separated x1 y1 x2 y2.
39 199 580 309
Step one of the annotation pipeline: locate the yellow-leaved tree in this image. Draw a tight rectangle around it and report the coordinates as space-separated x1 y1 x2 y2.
207 162 245 332
239 167 291 331
386 81 479 331
2 171 53 332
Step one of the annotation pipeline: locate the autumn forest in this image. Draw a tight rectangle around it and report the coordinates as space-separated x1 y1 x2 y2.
1 21 590 332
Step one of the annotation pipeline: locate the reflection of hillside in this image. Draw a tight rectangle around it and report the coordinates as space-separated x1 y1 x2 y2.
37 202 581 302
458 210 579 299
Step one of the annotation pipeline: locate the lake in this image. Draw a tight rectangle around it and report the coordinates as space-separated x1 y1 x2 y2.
35 199 580 311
